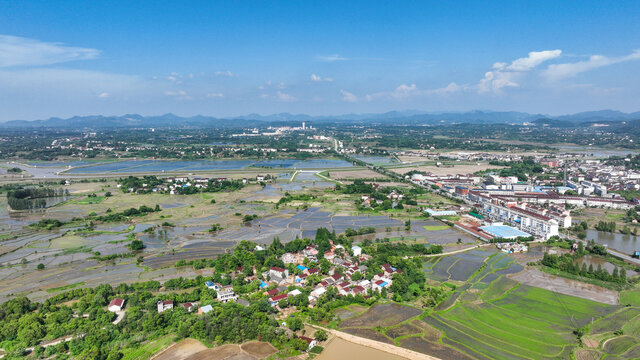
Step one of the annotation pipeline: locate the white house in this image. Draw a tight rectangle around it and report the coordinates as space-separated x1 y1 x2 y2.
108 298 125 312
217 287 238 302
157 300 173 313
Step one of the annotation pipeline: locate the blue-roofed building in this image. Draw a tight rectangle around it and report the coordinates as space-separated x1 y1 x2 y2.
425 208 457 217
260 280 268 288
205 281 220 290
480 225 531 240
296 265 308 272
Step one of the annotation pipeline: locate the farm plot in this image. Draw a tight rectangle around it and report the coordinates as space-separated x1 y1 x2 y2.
425 251 489 282
603 336 638 355
423 284 618 360
591 307 640 334
385 323 422 339
340 303 422 328
341 328 394 344
153 338 208 360
398 336 477 360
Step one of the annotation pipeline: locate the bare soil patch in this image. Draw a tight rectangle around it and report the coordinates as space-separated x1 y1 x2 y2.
154 338 208 360
240 341 277 358
184 344 245 360
574 349 601 360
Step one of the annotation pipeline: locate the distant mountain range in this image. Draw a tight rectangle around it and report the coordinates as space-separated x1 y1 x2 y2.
2 110 639 129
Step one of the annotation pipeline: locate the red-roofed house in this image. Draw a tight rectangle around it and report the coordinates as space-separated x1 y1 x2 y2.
182 302 196 312
108 298 125 312
269 293 288 306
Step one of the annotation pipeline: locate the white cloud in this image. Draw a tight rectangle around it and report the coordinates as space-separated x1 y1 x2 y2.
276 91 295 102
340 90 358 102
0 34 100 67
504 50 562 71
310 74 333 82
206 93 224 98
164 90 191 100
542 50 640 80
214 70 236 77
477 50 561 94
429 82 465 95
98 92 110 98
318 54 347 62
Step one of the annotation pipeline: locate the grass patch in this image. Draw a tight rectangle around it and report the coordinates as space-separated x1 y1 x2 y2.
73 196 106 204
121 335 174 360
46 281 85 293
620 289 640 306
423 225 450 231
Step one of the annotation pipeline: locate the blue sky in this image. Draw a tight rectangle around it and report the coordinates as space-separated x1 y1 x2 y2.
1 1 640 121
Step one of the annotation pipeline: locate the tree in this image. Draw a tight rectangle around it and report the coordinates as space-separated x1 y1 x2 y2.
288 317 303 331
315 329 328 342
37 263 45 270
128 239 144 250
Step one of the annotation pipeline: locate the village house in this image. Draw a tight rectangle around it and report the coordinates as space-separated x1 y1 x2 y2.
157 300 173 313
182 302 196 312
108 298 125 312
217 286 238 302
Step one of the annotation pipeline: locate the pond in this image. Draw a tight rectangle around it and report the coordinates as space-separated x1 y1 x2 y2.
586 229 640 255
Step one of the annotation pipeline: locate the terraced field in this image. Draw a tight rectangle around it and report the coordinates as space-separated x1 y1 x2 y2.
410 248 640 359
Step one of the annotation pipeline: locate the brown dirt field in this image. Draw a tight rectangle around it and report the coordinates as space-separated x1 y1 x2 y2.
574 349 601 360
240 341 277 358
510 268 619 305
391 164 503 176
184 344 244 360
154 338 208 360
581 337 600 348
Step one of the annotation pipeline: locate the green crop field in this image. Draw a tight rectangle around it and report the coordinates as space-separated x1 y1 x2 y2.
425 284 617 360
423 225 450 231
620 289 640 306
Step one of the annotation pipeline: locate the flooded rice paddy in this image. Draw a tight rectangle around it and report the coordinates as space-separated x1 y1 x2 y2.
62 158 354 174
